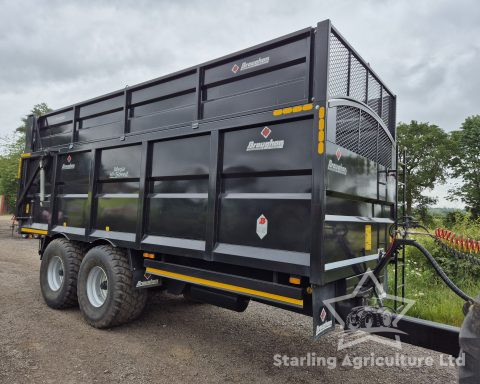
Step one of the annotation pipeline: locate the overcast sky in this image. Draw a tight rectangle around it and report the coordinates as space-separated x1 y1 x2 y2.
1 0 478 207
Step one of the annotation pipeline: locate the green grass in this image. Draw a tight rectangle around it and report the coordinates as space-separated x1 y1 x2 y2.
388 264 480 327
385 225 480 327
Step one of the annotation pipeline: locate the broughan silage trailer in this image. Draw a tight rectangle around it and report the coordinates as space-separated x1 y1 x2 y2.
15 20 479 375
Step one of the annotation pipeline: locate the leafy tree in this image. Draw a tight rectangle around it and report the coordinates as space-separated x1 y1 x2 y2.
0 103 52 212
396 121 450 216
449 115 480 219
413 203 434 227
16 102 52 134
0 135 24 211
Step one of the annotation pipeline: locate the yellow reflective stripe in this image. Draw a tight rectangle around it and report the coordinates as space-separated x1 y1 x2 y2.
292 105 302 113
317 142 325 154
318 119 325 130
365 224 372 251
318 131 325 142
146 267 304 307
317 105 326 155
20 153 31 158
20 228 48 235
17 158 23 179
319 106 325 118
272 103 313 116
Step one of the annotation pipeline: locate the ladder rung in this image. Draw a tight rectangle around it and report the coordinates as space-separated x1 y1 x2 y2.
378 181 387 185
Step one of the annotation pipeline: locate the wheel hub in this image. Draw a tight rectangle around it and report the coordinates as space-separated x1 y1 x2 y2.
86 266 108 307
47 256 64 292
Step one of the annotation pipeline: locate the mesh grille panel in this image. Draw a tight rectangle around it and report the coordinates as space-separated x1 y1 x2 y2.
328 34 349 97
358 111 378 162
381 88 391 132
367 73 381 115
350 56 367 102
378 128 392 168
336 105 360 153
335 105 393 169
328 31 395 137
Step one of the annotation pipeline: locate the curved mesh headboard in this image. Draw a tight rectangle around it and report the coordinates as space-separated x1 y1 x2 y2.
328 30 395 139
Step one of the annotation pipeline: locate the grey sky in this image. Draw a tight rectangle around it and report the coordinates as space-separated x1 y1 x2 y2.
1 0 478 207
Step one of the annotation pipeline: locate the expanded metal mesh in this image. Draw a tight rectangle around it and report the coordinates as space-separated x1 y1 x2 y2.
328 30 395 138
358 111 378 162
381 89 391 130
367 73 381 116
378 127 392 168
328 34 350 97
336 105 360 153
350 56 367 102
335 105 393 168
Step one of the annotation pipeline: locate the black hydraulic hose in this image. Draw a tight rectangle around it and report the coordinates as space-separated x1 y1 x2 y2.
397 239 478 304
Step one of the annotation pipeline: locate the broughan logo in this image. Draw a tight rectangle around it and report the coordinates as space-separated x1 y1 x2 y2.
232 56 270 73
62 155 75 170
327 160 347 175
246 139 284 151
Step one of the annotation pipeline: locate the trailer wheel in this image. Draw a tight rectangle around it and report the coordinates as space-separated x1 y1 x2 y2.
77 246 147 328
40 238 84 309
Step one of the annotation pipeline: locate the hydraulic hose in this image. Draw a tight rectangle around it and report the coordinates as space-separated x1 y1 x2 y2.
394 238 478 305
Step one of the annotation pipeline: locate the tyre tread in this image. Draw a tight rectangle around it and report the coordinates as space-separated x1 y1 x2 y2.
79 246 147 328
43 238 84 309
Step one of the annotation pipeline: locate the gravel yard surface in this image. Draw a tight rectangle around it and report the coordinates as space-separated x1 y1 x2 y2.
0 216 457 383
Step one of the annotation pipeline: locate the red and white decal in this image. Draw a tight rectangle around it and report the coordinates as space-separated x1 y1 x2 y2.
320 307 327 322
335 148 342 161
231 64 240 74
261 126 271 139
256 214 268 239
62 154 75 170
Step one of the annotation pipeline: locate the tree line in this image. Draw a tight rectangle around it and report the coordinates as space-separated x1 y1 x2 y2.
397 117 480 220
0 103 479 222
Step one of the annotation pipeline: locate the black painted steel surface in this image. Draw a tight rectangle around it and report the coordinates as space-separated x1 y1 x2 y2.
17 19 396 304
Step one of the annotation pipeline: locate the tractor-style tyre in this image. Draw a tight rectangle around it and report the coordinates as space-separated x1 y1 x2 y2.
77 245 147 328
40 238 84 309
